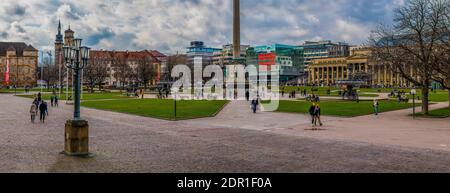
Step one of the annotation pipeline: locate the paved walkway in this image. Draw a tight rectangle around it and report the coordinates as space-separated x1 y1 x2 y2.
183 100 450 152
0 94 449 172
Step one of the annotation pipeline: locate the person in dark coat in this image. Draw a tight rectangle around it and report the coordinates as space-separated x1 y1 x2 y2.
50 95 55 107
39 101 48 123
309 103 316 125
37 92 42 103
54 96 59 107
251 98 259 113
313 104 323 126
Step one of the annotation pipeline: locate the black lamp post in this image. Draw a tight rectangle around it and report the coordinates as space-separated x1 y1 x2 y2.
174 93 177 120
63 39 90 120
62 38 91 156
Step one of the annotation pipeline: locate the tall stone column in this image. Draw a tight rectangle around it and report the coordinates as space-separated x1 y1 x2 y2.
377 65 381 85
336 66 341 80
331 67 334 84
233 0 240 60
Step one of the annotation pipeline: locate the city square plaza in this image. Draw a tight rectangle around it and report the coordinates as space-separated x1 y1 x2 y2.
0 87 449 172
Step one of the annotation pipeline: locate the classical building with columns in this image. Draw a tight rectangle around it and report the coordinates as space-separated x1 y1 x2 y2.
308 47 414 87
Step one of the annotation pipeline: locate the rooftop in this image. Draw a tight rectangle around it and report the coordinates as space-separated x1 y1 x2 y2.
0 42 37 56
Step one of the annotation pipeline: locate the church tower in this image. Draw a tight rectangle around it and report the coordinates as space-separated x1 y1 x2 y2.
64 25 75 47
55 19 63 68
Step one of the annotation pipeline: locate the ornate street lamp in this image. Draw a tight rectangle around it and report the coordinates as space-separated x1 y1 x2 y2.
62 38 91 157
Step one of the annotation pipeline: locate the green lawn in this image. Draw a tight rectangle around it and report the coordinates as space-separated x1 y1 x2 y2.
17 92 131 101
81 99 229 120
399 90 448 102
281 86 449 102
414 108 450 118
271 100 420 117
427 91 449 102
281 86 341 96
358 88 413 93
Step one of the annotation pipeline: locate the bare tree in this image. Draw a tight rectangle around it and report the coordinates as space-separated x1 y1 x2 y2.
370 0 447 114
39 57 59 91
167 54 187 81
134 55 156 90
84 56 109 93
112 53 132 91
431 0 450 108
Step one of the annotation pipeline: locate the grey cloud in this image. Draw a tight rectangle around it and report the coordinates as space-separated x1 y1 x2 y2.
0 32 8 39
6 4 26 16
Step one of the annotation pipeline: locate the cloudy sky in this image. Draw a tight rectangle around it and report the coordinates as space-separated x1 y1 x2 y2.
0 0 405 55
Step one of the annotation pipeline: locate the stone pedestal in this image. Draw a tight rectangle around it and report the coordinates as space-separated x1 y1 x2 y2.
63 119 89 156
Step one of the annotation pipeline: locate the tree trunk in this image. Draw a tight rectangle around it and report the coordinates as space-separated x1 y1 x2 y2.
421 86 429 115
448 89 450 109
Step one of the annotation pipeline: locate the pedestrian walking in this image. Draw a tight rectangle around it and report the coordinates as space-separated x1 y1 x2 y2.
37 92 42 103
251 98 259 114
54 95 59 107
33 97 39 107
50 95 55 107
140 89 144 99
29 102 37 123
39 101 48 123
313 104 323 126
309 103 316 125
373 99 379 116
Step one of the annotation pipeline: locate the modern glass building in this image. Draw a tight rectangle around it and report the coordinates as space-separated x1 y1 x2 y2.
246 44 305 82
186 41 221 67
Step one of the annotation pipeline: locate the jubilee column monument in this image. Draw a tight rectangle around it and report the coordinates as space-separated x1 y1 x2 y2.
233 0 241 60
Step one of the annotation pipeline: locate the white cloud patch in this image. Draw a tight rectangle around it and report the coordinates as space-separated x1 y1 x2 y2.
0 0 400 54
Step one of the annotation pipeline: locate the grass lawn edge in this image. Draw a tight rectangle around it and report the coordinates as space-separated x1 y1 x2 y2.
81 100 230 121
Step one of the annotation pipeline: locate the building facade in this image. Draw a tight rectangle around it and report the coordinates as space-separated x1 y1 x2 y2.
149 50 168 81
300 40 350 68
0 42 38 87
186 41 221 67
308 47 414 87
246 44 305 82
212 44 249 67
90 50 162 87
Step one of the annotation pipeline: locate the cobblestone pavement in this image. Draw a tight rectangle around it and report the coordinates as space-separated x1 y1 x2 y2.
184 100 450 152
0 94 449 173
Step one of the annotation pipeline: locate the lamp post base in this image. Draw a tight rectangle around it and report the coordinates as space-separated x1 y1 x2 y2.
63 119 90 157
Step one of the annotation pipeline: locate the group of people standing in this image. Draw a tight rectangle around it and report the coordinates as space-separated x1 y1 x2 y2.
30 93 47 123
157 88 170 99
